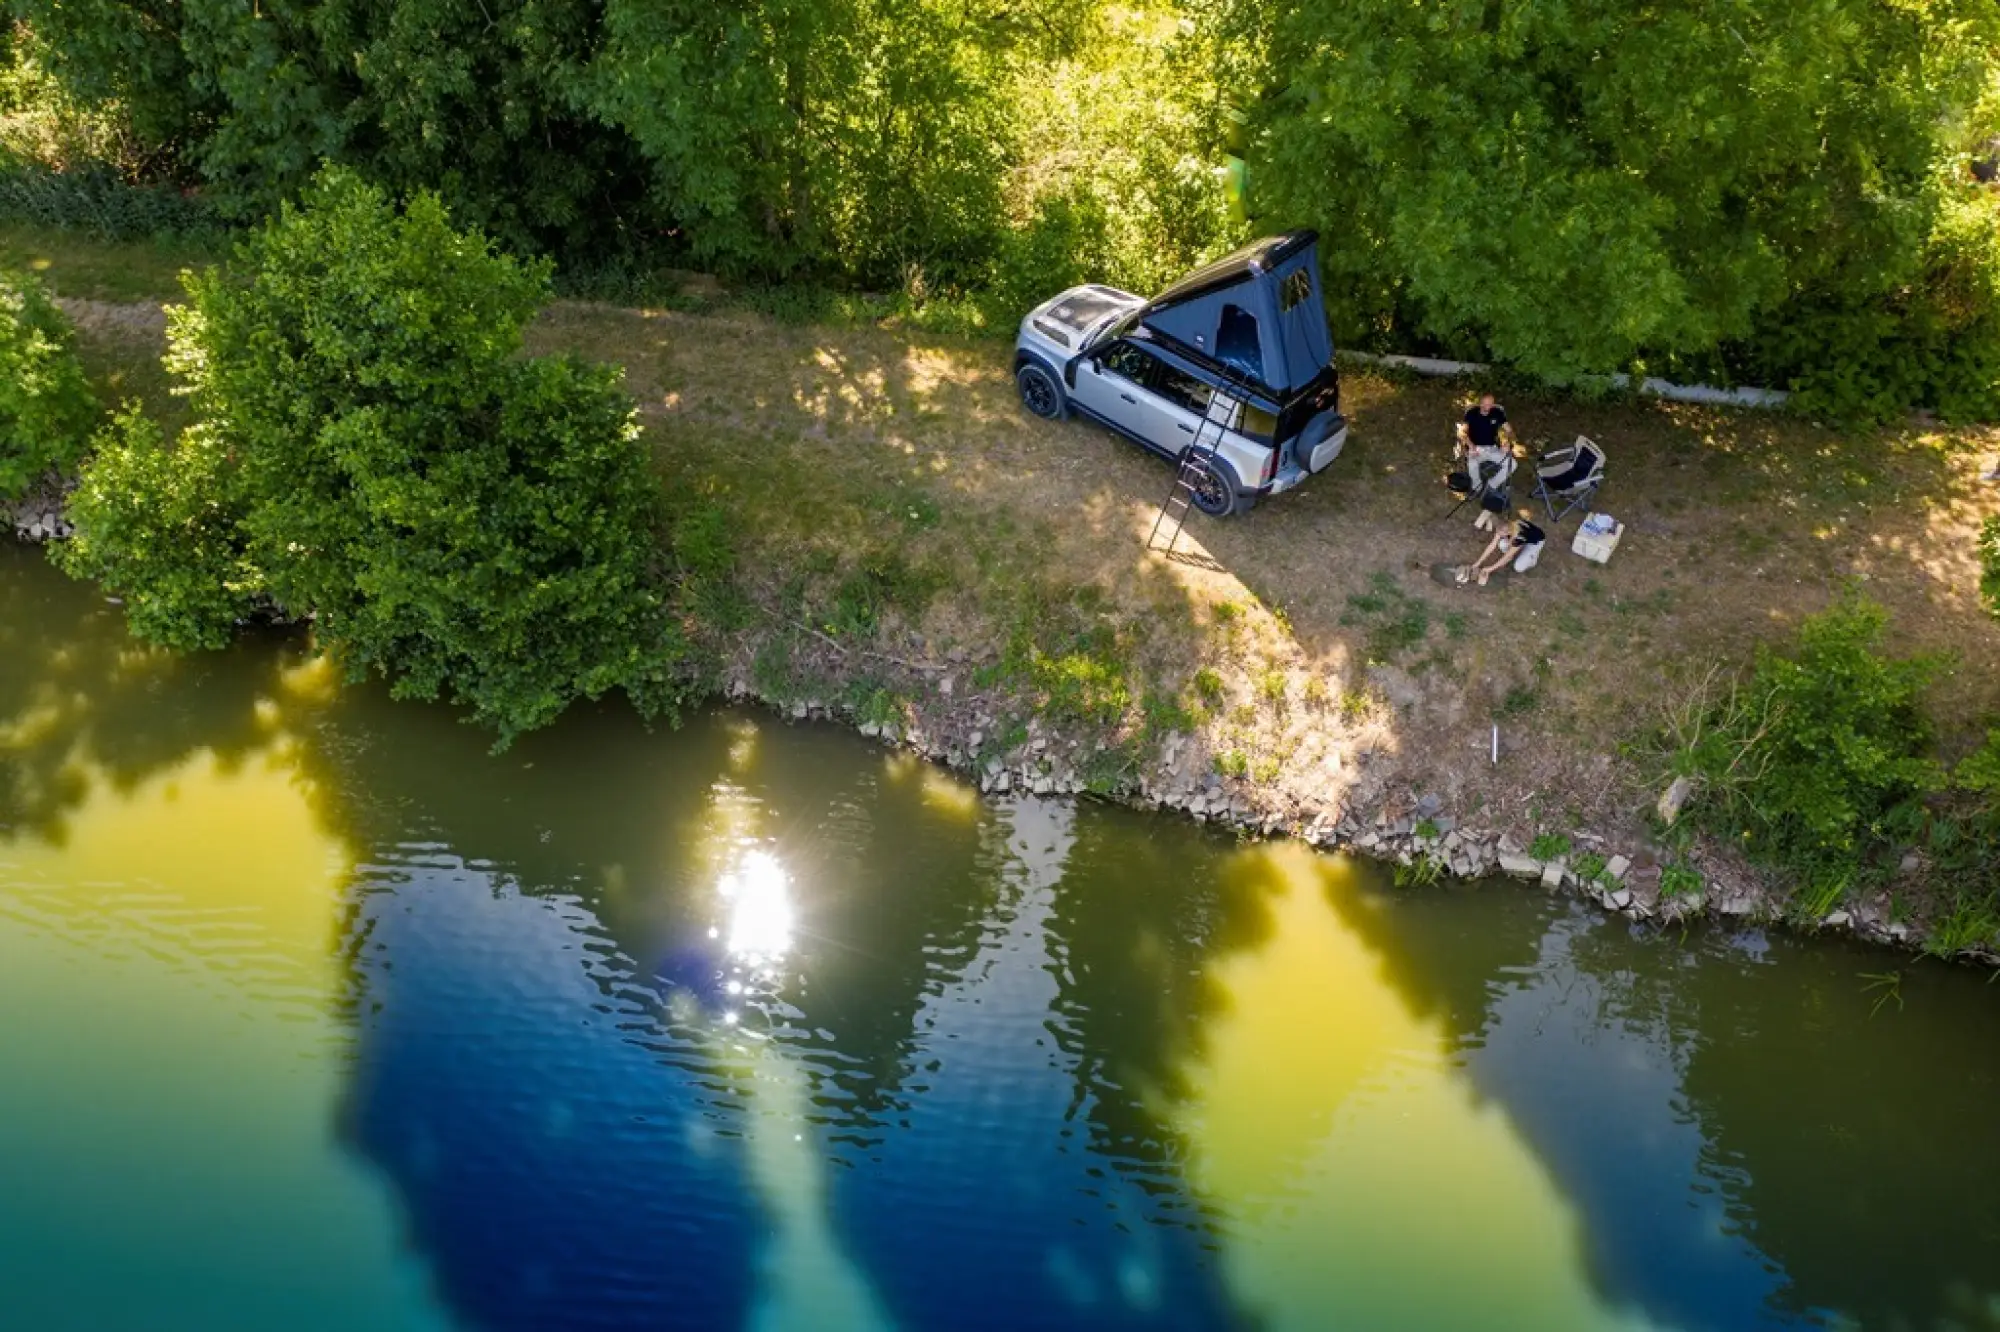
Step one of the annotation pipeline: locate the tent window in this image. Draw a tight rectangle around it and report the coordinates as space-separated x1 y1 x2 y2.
1279 269 1313 312
1215 304 1261 379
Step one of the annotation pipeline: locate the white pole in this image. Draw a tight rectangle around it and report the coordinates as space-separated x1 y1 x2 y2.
1491 725 1499 766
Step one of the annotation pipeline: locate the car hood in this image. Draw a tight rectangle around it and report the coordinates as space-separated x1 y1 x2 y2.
1034 285 1142 344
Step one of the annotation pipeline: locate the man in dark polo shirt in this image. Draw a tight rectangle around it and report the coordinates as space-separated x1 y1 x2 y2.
1454 393 1515 529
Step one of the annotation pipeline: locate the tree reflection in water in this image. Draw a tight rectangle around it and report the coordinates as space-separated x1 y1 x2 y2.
7 542 2000 1332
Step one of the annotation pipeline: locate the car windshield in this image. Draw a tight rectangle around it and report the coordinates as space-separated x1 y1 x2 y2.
1086 309 1139 350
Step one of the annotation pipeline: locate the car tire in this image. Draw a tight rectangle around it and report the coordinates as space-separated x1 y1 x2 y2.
1187 455 1251 518
1017 362 1066 420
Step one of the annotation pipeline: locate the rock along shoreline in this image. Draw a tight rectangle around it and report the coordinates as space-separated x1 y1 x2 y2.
717 675 1987 967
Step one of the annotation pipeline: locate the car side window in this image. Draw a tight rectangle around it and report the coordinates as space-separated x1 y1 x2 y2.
1098 341 1155 387
1153 365 1214 417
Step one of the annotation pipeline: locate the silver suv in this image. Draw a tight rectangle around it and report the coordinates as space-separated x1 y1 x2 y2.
1012 231 1347 517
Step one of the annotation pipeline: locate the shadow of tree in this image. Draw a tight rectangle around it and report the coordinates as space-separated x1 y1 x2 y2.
0 545 289 845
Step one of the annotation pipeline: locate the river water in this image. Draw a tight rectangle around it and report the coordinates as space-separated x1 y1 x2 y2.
2 543 1998 1331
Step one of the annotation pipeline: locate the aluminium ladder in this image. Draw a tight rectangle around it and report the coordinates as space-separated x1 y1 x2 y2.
1147 387 1241 556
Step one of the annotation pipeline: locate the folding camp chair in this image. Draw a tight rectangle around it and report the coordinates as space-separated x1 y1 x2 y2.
1533 436 1605 524
1440 446 1515 523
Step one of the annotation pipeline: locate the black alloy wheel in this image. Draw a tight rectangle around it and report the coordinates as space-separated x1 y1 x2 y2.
1187 457 1236 517
1017 364 1064 419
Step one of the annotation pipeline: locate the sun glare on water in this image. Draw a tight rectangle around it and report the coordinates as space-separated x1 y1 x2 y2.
721 850 795 963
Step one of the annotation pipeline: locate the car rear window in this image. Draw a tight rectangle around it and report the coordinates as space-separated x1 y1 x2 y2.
1154 365 1214 416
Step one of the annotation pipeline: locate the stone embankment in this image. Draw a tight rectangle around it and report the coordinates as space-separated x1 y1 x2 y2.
722 678 1972 960
7 476 73 543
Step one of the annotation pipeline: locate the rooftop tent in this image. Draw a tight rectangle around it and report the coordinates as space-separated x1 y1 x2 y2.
1136 230 1332 398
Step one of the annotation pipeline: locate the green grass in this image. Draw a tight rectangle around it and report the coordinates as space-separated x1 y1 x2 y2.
1340 571 1433 664
1660 863 1705 899
1528 832 1572 860
0 220 214 303
1571 851 1610 886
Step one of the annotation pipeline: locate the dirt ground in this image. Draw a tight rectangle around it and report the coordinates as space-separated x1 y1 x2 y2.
528 299 2000 861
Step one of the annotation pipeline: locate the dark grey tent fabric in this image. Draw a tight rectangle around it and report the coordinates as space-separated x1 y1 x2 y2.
1266 242 1332 394
1136 232 1331 397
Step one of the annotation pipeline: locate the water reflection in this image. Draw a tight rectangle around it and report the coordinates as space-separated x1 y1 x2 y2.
5 545 2000 1331
720 851 795 966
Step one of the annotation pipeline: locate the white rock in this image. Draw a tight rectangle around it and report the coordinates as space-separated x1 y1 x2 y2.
1540 861 1566 890
1657 776 1695 826
1610 888 1633 910
1823 910 1851 928
1498 853 1540 879
1605 854 1631 881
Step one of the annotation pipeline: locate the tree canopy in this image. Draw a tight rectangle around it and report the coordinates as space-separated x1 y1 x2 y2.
6 0 2000 414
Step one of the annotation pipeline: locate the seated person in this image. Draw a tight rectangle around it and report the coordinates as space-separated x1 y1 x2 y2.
1454 393 1513 459
1456 516 1547 586
1451 393 1516 529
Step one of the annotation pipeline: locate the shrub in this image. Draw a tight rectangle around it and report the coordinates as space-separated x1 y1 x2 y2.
0 266 98 498
53 411 256 647
58 168 695 743
1673 598 1942 895
1958 729 2000 800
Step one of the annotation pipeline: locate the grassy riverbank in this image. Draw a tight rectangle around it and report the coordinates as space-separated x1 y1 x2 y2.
10 221 2000 956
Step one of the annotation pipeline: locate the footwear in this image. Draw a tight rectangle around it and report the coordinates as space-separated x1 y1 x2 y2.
1981 457 2000 483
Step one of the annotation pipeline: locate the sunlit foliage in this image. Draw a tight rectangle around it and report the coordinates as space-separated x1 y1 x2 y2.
0 265 96 497
57 169 692 741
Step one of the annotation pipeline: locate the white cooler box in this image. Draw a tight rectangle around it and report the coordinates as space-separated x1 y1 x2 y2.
1572 514 1623 564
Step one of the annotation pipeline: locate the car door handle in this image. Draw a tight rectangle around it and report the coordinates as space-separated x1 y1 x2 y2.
1119 393 1137 403
1177 423 1193 433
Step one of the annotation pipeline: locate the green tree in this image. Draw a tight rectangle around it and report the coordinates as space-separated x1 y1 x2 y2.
58 168 692 740
0 267 98 498
1233 0 2000 410
575 0 1062 283
3 0 215 174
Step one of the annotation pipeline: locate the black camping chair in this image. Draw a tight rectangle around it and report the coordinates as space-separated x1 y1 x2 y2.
1441 449 1515 522
1532 436 1606 524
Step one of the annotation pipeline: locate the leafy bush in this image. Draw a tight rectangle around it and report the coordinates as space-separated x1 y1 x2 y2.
53 410 256 646
1958 729 2000 800
58 168 694 742
0 266 98 497
1671 598 1942 897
